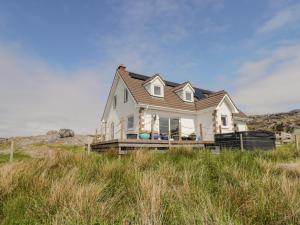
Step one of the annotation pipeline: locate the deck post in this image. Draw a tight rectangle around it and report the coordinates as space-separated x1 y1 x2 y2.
199 123 203 141
104 122 107 141
120 118 124 140
95 129 98 142
178 119 182 141
168 118 171 149
151 115 154 140
87 143 91 154
240 133 244 151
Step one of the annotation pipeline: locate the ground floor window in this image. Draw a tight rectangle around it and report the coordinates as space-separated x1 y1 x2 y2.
221 115 228 127
127 115 134 130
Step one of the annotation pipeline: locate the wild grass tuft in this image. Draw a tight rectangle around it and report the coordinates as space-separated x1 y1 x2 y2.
0 144 300 224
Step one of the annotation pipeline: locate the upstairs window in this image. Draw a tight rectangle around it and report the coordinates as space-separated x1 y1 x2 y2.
127 115 134 129
124 88 128 103
221 115 228 127
113 95 117 109
154 85 162 96
185 91 192 101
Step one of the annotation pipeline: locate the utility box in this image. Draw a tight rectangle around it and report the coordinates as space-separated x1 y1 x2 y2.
215 131 276 150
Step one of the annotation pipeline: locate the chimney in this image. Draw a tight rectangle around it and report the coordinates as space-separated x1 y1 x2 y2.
118 64 126 71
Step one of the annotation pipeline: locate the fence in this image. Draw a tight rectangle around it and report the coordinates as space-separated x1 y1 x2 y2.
215 131 276 150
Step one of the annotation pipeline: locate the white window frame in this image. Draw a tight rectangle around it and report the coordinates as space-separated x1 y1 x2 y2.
124 88 128 103
127 115 134 130
185 91 193 102
221 115 228 127
153 85 162 97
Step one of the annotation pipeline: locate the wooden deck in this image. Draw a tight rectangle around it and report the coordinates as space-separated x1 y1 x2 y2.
91 139 214 153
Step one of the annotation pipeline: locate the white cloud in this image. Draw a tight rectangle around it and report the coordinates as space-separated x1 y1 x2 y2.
0 43 110 137
258 3 300 33
233 42 300 114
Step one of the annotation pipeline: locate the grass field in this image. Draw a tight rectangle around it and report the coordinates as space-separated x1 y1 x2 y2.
0 145 300 225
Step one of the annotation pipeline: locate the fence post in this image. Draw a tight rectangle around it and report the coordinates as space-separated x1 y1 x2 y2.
87 143 91 155
295 135 299 151
240 133 244 152
10 140 14 162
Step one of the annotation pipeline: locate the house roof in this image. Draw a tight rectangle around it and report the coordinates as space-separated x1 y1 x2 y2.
117 68 246 115
195 90 227 110
172 81 195 93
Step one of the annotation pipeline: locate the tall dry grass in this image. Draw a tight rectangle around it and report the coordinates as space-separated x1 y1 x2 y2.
0 145 300 224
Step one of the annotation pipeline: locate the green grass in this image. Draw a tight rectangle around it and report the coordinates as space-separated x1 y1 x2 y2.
0 151 30 163
0 145 300 224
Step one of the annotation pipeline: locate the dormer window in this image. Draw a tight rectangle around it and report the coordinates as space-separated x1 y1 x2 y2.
154 85 162 96
143 74 165 98
174 82 195 102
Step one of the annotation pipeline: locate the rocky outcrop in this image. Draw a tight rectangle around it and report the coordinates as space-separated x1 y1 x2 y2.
248 109 300 133
58 129 75 138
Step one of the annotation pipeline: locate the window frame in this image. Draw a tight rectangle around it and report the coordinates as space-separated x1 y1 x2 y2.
124 88 128 103
185 91 193 102
221 115 228 127
127 115 134 130
153 85 162 97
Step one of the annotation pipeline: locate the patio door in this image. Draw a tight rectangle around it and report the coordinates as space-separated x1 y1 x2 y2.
159 117 169 136
170 118 179 139
159 117 180 139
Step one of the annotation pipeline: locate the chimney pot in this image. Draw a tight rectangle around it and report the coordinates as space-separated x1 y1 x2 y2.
118 64 126 71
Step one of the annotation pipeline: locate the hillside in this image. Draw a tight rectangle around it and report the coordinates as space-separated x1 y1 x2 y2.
248 109 300 133
1 144 300 224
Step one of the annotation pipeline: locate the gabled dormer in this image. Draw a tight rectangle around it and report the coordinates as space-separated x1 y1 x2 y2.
143 74 165 98
173 82 195 102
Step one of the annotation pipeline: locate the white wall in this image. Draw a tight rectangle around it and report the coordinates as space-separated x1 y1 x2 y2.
196 109 214 141
104 76 138 140
235 120 248 131
216 99 234 134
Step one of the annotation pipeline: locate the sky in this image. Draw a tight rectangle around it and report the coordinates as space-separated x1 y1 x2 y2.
0 0 300 137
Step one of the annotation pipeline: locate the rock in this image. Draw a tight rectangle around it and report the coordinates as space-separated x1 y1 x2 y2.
58 129 75 138
248 109 300 133
46 130 58 135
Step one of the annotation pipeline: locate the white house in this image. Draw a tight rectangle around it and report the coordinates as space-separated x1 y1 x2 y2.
100 64 247 142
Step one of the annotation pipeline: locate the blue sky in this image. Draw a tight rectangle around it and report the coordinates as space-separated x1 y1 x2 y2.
0 0 300 136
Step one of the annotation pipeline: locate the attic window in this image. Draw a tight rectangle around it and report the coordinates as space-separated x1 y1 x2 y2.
124 88 128 103
185 92 192 101
154 85 162 96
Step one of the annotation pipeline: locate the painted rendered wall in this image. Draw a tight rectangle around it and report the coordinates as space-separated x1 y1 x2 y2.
235 121 248 131
196 109 215 141
217 99 235 134
105 76 139 140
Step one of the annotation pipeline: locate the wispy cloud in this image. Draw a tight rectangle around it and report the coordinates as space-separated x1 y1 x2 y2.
258 3 300 33
0 42 110 137
233 42 300 114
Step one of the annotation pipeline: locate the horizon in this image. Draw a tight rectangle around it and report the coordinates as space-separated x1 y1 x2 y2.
1 0 300 137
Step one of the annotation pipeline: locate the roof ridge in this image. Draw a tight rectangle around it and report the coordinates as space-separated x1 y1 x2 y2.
207 90 227 97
